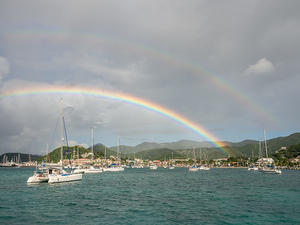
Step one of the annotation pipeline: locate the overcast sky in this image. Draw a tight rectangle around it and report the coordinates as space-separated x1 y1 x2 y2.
0 0 299 154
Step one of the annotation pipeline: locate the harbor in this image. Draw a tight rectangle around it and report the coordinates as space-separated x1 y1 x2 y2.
1 1 300 224
1 166 299 224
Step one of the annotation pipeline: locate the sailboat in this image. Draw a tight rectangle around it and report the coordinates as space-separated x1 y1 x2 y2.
27 162 50 183
248 143 259 171
189 148 199 171
103 138 124 172
27 144 52 183
169 152 175 169
48 99 82 183
198 148 210 170
149 164 158 170
85 166 103 174
103 164 125 172
259 130 282 174
83 128 103 174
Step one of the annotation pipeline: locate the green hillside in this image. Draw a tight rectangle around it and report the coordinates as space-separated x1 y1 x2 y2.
223 133 300 158
2 132 300 162
271 143 300 166
0 153 42 162
90 144 117 158
39 145 89 163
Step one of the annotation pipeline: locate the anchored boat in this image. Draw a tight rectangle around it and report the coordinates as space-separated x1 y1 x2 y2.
48 99 82 183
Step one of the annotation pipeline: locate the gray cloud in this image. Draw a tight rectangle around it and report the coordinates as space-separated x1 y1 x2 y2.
0 0 299 154
0 56 9 82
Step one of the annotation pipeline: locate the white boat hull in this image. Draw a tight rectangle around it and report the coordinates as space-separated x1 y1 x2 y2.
73 169 86 174
85 169 103 174
261 168 282 174
103 167 124 172
149 166 158 170
199 166 210 170
248 167 259 171
48 173 82 183
189 167 199 172
27 175 49 183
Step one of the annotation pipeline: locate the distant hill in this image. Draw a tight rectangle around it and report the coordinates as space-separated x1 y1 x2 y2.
120 146 228 161
266 133 300 153
226 139 258 147
89 144 117 158
108 133 300 155
111 140 218 154
110 132 300 160
0 153 42 162
38 145 89 163
221 133 300 158
2 132 300 162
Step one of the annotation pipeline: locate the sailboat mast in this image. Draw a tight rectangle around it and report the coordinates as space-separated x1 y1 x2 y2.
258 141 262 158
46 144 48 163
91 127 94 159
77 146 79 159
193 147 196 164
200 148 202 164
117 138 120 161
264 129 268 158
60 98 64 168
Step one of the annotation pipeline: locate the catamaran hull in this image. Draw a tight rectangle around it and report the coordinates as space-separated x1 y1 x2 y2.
48 173 82 183
27 175 49 183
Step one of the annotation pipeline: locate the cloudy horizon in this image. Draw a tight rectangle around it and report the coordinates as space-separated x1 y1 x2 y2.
0 0 300 154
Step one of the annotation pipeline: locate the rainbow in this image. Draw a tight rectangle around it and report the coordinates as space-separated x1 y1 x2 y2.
2 29 277 124
0 85 226 151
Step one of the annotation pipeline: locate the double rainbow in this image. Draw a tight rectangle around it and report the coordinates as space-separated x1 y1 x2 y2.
2 29 276 123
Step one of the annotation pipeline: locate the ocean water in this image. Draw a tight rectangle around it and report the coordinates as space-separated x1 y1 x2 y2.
0 168 299 225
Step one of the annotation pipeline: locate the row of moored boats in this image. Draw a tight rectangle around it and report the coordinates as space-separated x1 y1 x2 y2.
27 164 125 184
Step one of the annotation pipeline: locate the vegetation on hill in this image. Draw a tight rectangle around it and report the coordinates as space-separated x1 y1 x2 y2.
0 153 41 162
39 145 89 163
271 144 300 166
90 144 117 159
2 132 300 163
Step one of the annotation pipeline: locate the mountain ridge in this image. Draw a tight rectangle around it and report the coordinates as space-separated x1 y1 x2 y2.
2 132 300 162
108 133 300 154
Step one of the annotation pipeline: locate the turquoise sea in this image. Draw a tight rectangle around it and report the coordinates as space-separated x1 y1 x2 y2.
0 167 299 225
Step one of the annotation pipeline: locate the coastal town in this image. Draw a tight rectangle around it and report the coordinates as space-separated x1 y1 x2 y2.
1 144 299 170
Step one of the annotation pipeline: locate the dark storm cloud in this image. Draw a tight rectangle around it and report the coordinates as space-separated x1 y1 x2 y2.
0 0 299 153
